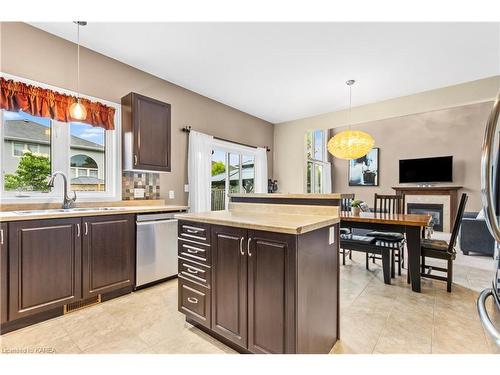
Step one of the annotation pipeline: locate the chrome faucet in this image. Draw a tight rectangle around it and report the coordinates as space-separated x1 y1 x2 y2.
47 171 77 209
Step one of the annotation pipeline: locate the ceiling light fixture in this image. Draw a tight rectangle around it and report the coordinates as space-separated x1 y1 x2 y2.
69 21 88 121
327 80 375 160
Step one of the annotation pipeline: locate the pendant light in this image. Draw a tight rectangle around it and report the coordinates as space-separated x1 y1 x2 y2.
69 21 88 121
327 80 375 160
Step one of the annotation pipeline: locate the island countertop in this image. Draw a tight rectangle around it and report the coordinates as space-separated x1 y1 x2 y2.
229 193 343 199
175 202 339 235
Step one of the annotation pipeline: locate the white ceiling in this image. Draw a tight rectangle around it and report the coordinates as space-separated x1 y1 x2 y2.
30 22 499 123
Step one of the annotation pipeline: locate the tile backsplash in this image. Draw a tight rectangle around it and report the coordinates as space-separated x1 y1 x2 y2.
122 171 160 200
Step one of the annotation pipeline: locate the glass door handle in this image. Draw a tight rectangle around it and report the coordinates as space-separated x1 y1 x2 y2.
477 288 500 346
481 93 500 243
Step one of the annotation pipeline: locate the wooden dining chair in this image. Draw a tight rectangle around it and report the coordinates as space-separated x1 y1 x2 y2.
374 193 405 214
341 193 355 212
419 193 468 292
368 194 406 276
340 193 355 265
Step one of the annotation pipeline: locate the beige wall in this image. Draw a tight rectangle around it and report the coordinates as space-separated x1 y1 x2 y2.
331 102 493 211
274 77 499 211
0 22 273 205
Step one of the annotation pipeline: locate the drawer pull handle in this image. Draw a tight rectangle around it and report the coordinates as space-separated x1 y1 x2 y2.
187 249 199 254
187 297 198 304
187 267 199 274
186 229 200 234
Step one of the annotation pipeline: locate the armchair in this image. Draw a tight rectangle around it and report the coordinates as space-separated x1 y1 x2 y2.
459 212 495 257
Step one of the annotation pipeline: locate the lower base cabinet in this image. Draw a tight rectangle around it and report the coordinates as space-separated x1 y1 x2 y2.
1 214 135 332
1 223 9 324
178 277 211 328
83 215 135 298
178 220 340 354
8 218 82 321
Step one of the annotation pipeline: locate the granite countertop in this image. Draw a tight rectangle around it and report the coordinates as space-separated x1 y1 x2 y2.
176 207 340 235
0 203 188 222
229 193 342 199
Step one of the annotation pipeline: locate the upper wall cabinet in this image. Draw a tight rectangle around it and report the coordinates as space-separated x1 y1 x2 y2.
122 93 171 172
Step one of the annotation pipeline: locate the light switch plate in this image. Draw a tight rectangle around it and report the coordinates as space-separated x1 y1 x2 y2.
184 184 189 192
329 226 335 244
168 190 175 199
134 188 145 199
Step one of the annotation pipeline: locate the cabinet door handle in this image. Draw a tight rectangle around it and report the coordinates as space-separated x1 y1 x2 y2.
239 237 244 255
0 229 3 245
76 223 81 237
247 237 252 256
84 222 88 235
187 297 198 304
134 154 138 165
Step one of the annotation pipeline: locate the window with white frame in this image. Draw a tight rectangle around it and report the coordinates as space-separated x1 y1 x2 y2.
305 129 328 193
210 141 257 211
0 75 120 201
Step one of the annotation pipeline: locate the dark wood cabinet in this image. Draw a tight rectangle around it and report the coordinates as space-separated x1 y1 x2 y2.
82 214 135 298
211 225 248 348
122 92 171 172
178 220 340 354
178 277 211 328
1 223 8 324
247 230 296 354
8 218 82 321
1 213 137 333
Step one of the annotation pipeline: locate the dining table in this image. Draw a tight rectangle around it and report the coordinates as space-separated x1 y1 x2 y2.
340 211 432 293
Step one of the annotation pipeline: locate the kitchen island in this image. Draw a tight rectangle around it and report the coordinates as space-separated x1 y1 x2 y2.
176 202 340 354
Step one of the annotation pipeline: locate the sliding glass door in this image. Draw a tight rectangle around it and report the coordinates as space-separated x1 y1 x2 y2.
211 149 255 211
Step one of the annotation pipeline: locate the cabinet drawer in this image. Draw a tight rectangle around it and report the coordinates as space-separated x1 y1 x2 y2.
178 257 211 287
178 277 211 328
178 240 211 265
179 221 210 245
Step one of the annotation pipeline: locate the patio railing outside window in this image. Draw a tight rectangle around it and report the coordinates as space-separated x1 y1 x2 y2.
211 188 226 211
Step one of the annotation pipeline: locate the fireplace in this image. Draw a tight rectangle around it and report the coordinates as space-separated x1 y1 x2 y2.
407 203 444 232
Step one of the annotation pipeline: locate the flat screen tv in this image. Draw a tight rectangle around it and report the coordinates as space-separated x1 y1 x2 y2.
399 156 453 183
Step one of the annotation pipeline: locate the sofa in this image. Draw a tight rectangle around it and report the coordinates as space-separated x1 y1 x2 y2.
459 212 496 257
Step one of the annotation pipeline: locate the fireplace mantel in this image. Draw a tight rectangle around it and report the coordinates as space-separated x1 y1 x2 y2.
392 186 462 230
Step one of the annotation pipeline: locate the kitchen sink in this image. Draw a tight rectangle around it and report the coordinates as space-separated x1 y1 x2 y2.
13 207 127 215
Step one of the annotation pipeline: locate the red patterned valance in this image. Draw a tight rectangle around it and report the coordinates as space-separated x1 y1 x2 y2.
0 77 115 130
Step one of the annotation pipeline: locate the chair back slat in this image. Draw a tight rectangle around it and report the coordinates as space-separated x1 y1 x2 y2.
374 194 405 214
341 193 355 212
448 193 468 252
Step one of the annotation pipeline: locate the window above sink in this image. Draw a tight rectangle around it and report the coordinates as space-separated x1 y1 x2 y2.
0 73 122 203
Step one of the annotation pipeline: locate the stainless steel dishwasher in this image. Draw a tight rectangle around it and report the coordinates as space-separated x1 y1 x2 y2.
136 212 178 288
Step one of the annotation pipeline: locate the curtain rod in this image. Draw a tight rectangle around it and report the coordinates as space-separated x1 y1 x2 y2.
181 125 270 152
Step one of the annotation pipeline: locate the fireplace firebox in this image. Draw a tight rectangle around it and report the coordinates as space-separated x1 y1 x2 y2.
407 203 444 232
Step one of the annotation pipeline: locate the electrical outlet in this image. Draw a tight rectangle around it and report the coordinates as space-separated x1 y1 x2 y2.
168 190 175 199
184 184 189 192
134 188 145 199
329 226 335 244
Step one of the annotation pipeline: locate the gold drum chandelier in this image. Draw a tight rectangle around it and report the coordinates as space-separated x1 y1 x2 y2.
327 80 374 160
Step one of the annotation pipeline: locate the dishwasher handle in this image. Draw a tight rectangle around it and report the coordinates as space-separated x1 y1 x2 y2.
136 212 179 222
137 218 178 226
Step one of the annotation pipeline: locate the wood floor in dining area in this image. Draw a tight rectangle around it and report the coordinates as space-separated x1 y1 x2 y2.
1 251 498 354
